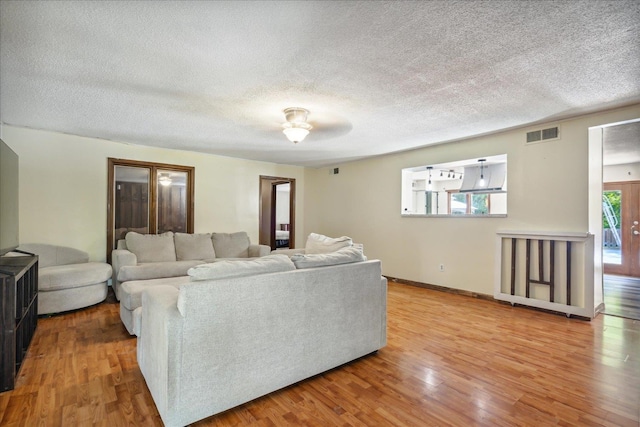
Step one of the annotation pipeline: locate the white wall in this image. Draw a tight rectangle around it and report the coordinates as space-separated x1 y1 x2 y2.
3 105 639 295
603 162 640 182
304 105 640 296
275 186 290 225
1 125 305 262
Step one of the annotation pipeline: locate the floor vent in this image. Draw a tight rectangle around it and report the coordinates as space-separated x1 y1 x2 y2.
526 126 560 144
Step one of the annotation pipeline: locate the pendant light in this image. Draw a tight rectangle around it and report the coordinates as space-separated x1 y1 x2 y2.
478 159 486 187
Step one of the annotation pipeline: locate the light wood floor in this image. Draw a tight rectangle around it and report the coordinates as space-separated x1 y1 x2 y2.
1 281 638 426
604 274 640 320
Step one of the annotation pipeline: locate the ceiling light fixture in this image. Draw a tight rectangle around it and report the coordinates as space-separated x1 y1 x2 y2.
282 107 312 143
158 173 172 187
426 166 433 191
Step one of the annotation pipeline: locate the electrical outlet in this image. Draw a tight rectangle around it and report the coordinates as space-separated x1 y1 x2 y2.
439 264 445 272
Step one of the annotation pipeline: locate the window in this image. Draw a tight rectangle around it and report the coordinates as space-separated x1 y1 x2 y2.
401 155 507 217
449 192 490 215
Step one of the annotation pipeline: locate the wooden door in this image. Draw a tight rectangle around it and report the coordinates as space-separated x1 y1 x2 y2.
604 181 640 277
107 159 194 263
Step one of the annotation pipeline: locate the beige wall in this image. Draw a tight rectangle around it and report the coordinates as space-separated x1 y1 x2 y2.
304 105 640 295
603 162 640 182
1 125 305 262
3 105 639 296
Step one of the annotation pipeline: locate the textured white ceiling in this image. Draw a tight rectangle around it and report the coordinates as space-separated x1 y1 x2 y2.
603 121 640 166
1 1 639 167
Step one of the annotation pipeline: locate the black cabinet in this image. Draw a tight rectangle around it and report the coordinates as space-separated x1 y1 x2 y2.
0 253 38 392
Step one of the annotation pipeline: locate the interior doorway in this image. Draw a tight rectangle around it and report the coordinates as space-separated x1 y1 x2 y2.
259 176 295 250
600 120 640 319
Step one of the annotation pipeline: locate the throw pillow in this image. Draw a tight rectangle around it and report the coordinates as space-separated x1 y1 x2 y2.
125 231 176 263
291 246 366 269
305 233 353 254
174 233 216 261
187 254 295 281
211 232 251 258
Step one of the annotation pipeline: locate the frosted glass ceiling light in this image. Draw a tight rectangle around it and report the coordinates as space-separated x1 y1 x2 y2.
159 173 172 186
282 107 312 143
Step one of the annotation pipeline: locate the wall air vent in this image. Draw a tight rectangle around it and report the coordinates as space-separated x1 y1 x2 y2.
526 126 560 144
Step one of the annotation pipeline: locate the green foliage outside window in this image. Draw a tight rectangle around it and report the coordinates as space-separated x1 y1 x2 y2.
472 194 489 215
603 191 621 229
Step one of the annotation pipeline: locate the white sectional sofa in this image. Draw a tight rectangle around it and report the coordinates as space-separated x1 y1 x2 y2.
111 231 270 301
137 251 387 427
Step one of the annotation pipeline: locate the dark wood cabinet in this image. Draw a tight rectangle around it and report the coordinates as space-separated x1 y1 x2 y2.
0 253 38 392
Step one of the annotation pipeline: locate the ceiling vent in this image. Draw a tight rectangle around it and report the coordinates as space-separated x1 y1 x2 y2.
526 126 559 144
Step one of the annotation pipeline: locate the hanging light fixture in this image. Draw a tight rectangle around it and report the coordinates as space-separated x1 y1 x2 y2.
282 107 312 143
478 159 486 187
426 166 433 191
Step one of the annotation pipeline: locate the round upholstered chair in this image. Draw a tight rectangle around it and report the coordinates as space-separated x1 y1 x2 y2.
18 244 112 315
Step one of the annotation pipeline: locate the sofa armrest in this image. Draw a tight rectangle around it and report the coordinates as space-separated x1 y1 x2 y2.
270 248 305 256
138 285 184 421
248 244 271 257
112 249 137 300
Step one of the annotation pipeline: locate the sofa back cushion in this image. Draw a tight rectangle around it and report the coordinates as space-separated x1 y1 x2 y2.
305 233 353 254
175 233 216 261
18 243 89 268
187 254 295 282
125 232 176 263
211 232 250 258
291 247 366 269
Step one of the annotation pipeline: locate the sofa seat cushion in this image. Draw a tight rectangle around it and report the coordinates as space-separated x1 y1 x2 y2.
118 260 204 282
125 231 176 263
175 233 216 261
211 232 250 258
39 262 112 291
120 275 191 311
187 254 295 282
291 247 366 269
305 233 353 254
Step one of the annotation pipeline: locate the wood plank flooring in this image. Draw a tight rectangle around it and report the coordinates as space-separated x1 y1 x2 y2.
0 281 638 426
604 274 640 320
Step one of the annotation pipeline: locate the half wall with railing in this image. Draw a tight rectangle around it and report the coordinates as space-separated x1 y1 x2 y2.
494 231 598 319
